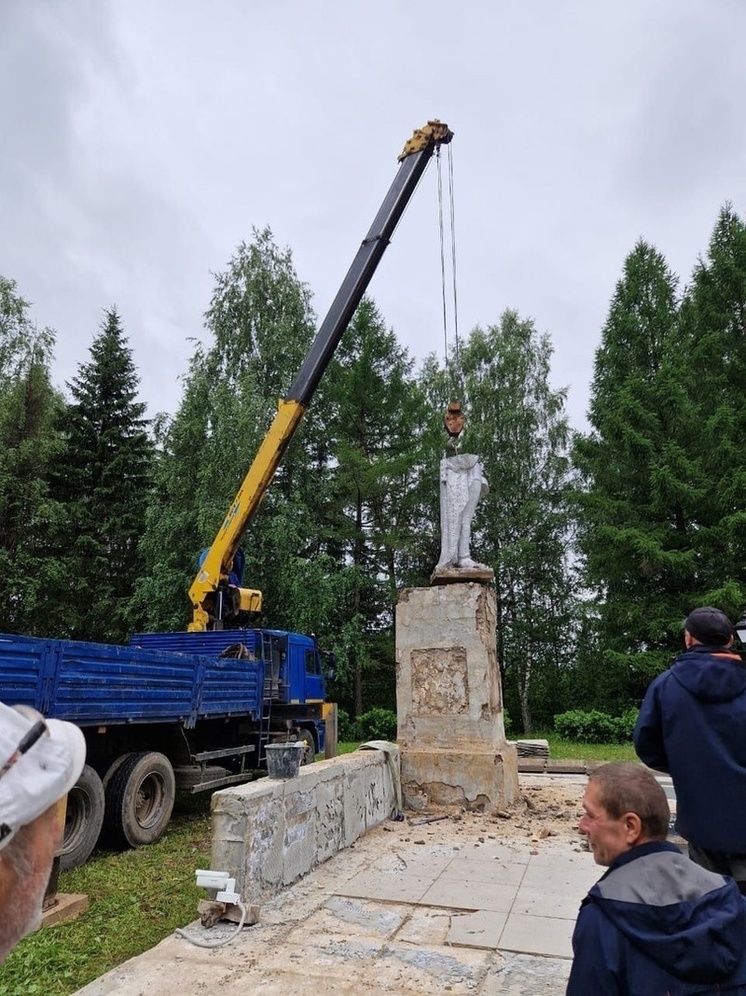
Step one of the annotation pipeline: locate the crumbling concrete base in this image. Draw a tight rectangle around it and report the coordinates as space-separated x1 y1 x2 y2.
402 746 517 812
396 582 517 813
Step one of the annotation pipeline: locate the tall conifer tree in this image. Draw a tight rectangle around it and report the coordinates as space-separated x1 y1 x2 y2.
573 241 696 694
318 297 429 714
50 308 153 642
673 206 746 616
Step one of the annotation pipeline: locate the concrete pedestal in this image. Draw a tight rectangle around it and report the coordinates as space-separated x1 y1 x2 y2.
396 583 518 813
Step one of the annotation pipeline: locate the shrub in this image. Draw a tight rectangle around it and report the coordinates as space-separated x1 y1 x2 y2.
613 706 640 741
336 708 355 742
353 707 398 743
553 708 638 744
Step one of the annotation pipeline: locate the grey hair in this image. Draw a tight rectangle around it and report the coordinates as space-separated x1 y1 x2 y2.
588 762 670 839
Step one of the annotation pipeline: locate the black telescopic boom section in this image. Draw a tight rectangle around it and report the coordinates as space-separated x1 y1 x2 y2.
286 142 439 407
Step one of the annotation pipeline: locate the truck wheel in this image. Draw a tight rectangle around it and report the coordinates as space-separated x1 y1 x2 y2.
104 751 176 848
102 752 137 791
296 730 316 765
60 764 105 870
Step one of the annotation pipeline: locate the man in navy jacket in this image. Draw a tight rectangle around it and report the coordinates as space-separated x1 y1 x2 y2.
568 763 746 994
634 606 746 892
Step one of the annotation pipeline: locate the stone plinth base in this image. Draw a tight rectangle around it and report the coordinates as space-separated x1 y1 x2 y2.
401 745 518 813
430 564 495 585
396 583 517 814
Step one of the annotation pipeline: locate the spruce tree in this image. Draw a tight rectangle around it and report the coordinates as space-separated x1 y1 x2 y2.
673 206 746 616
318 297 429 714
50 308 154 643
573 241 697 697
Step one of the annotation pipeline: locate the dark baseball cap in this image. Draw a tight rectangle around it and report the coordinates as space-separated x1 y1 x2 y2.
684 607 734 647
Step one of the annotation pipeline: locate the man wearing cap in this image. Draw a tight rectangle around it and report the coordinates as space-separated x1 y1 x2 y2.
634 606 746 892
0 701 86 962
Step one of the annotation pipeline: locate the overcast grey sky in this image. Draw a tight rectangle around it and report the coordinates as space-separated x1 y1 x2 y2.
2 1 744 430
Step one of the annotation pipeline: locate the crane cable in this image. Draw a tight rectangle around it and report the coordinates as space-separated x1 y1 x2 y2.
436 143 460 395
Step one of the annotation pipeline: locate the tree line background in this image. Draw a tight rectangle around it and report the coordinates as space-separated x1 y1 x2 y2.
2 206 746 735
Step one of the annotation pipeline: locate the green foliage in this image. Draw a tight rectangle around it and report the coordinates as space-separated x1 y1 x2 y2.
336 708 354 741
573 215 746 709
502 708 513 735
0 275 56 378
47 309 154 642
317 298 432 714
671 205 746 615
0 277 67 635
439 311 576 734
572 241 704 697
134 229 318 633
350 707 398 742
553 707 639 744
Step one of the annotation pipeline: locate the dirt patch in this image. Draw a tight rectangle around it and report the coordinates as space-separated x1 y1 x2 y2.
393 779 589 853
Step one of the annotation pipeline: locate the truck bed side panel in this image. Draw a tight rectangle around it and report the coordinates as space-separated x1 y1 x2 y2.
131 630 264 656
195 655 263 722
0 635 46 712
52 641 198 723
0 634 264 728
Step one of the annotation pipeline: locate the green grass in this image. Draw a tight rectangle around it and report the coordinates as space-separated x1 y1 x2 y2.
337 741 362 755
341 737 637 762
524 731 637 762
0 793 213 996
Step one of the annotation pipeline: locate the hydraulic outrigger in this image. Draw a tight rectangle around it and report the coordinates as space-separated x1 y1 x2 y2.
189 120 454 632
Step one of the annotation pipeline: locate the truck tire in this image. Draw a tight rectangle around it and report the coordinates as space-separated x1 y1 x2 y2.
104 751 176 849
102 752 137 791
60 764 105 870
296 729 316 765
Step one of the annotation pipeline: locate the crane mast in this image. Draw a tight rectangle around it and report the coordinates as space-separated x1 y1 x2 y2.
189 120 454 632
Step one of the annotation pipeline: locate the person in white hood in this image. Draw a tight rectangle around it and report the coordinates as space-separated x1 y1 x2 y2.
0 701 86 962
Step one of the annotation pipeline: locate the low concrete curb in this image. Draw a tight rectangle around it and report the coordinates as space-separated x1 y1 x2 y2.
210 747 399 907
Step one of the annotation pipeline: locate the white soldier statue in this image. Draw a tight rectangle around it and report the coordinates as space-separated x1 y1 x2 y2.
435 403 490 572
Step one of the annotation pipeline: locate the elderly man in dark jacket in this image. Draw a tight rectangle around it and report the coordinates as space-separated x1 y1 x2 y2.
568 762 746 995
634 606 746 892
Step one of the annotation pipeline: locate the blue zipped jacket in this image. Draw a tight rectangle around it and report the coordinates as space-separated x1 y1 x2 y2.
634 646 746 852
567 842 746 994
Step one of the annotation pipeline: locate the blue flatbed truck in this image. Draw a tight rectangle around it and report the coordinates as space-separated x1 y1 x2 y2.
0 628 330 867
0 120 453 868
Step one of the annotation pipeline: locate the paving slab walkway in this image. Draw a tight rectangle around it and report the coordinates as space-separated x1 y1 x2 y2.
75 774 600 996
72 772 678 995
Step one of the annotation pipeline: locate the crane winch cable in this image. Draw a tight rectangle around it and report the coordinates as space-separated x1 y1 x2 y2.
436 142 460 396
448 144 460 371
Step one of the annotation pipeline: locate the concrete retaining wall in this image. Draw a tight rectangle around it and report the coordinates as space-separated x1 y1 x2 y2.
210 748 398 906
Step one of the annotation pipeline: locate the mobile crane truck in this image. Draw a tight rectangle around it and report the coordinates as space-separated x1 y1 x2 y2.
0 120 453 869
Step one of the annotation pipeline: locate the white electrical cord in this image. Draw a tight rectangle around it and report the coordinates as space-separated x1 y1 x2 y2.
175 900 248 949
